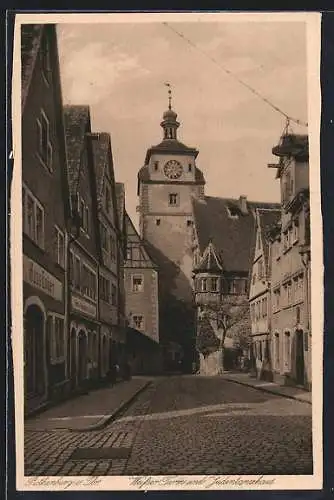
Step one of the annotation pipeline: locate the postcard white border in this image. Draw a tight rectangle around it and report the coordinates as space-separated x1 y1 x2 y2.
11 11 323 491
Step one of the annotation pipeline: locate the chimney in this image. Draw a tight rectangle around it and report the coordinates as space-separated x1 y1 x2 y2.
239 195 248 215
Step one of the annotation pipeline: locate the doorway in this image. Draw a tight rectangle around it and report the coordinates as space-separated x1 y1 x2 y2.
296 329 305 385
24 305 45 398
78 330 87 385
70 328 77 389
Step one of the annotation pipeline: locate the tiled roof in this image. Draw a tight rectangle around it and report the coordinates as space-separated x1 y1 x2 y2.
192 196 280 273
91 133 111 202
144 138 199 164
272 133 309 159
21 24 43 110
63 105 91 196
115 183 126 233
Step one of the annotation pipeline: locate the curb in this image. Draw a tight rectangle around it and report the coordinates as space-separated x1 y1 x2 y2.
71 380 152 432
223 377 312 405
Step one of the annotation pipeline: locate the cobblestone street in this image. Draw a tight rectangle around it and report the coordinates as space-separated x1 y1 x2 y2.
24 376 312 476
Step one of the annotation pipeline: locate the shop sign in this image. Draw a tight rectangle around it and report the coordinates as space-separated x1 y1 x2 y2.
71 294 97 318
23 255 62 301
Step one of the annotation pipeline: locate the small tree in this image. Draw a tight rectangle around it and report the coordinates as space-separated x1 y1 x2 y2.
196 314 220 358
202 295 251 371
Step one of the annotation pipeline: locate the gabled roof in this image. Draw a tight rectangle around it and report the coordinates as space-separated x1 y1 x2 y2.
257 208 281 277
63 105 91 196
192 196 280 273
21 24 43 110
115 183 126 234
91 132 111 202
91 132 121 236
194 240 223 274
124 212 158 270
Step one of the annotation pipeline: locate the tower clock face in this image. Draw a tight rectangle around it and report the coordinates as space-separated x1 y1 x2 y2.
163 160 183 179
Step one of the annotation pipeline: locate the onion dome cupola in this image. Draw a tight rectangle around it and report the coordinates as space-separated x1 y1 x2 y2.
160 83 180 140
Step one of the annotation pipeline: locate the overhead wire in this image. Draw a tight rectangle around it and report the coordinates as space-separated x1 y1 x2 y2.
162 22 308 128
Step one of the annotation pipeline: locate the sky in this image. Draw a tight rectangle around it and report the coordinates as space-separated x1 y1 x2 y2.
56 18 308 228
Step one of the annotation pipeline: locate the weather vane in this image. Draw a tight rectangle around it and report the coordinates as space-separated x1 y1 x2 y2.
164 82 172 110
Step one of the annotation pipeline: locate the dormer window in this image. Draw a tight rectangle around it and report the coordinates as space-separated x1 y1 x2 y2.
226 204 239 219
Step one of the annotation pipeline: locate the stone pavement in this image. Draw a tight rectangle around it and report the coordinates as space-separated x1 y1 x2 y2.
24 376 152 432
24 376 313 476
220 372 312 404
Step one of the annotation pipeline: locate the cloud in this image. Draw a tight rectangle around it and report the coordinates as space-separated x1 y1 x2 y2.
59 40 150 105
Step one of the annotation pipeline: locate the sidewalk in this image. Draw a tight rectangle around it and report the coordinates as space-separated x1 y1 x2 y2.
25 377 152 432
222 372 312 405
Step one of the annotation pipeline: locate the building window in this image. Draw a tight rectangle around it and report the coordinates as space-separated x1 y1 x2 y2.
110 234 116 261
287 281 292 304
69 251 75 287
100 222 108 252
36 110 52 171
80 199 89 233
156 218 161 226
292 220 299 243
22 186 45 249
111 284 117 306
133 315 144 331
126 246 132 261
153 161 159 171
274 333 280 370
132 274 144 292
283 231 289 252
296 305 301 325
304 331 309 352
211 277 218 292
48 315 65 362
187 220 192 227
54 316 65 360
284 331 291 371
258 259 264 280
273 288 280 311
55 226 65 268
75 257 81 291
201 278 208 292
168 193 179 206
100 275 110 303
188 164 192 172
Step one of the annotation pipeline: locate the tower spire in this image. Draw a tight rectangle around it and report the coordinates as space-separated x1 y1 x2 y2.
161 83 179 140
165 82 172 110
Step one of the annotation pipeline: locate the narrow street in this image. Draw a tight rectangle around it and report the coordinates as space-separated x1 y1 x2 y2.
24 376 312 477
